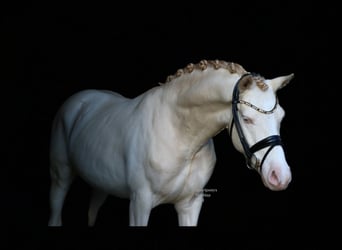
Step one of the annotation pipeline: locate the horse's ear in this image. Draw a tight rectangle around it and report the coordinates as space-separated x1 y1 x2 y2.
269 73 294 91
239 74 254 92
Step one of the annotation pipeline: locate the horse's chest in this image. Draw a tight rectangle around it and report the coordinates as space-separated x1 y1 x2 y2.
146 141 216 202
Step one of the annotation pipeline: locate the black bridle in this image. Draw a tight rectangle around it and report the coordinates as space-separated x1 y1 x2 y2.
229 73 283 172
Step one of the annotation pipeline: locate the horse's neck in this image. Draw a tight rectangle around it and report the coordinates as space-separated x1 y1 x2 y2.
160 67 242 152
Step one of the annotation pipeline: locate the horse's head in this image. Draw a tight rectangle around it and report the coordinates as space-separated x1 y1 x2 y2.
230 73 294 191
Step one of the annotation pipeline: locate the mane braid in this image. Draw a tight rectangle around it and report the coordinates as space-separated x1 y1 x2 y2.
160 59 247 85
253 75 268 91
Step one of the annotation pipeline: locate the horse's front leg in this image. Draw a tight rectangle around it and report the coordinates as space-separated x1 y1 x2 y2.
129 190 153 226
175 193 204 226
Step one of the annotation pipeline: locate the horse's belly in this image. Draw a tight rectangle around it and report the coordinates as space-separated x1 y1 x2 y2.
69 136 132 197
76 162 130 198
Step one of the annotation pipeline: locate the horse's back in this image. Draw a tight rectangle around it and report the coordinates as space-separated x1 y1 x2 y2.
53 89 126 133
56 89 126 118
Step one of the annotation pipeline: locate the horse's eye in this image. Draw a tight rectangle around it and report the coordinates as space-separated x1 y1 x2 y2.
242 116 253 124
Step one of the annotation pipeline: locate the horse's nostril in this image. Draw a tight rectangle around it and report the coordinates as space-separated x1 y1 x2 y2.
269 169 280 187
264 165 292 191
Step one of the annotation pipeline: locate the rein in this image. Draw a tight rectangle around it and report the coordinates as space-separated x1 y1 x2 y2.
229 73 283 172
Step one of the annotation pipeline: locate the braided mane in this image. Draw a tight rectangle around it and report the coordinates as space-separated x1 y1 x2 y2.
161 60 246 84
160 59 268 91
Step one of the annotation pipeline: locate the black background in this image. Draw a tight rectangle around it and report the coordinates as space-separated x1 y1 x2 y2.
4 1 339 249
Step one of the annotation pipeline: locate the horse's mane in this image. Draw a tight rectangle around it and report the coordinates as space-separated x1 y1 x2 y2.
161 60 247 85
160 59 268 91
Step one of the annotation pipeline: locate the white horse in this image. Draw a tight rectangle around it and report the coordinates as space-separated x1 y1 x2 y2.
48 60 294 226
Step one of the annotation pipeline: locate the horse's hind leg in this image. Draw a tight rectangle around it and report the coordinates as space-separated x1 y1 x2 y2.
88 189 108 226
48 162 75 226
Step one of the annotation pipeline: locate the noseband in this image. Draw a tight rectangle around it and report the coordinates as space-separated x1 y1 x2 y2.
229 73 283 172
